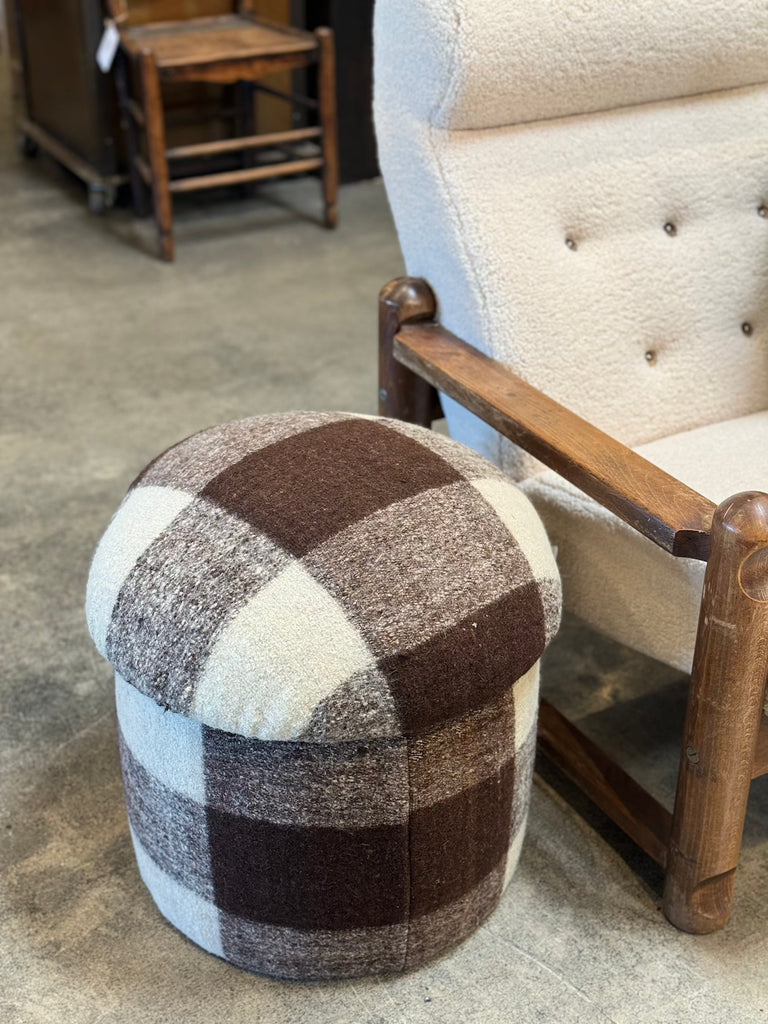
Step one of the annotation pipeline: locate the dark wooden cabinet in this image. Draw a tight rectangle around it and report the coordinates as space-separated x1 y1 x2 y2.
11 0 121 189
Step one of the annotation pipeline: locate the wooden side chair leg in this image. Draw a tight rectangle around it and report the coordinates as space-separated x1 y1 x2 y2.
378 278 441 425
139 51 174 262
663 491 768 933
114 51 149 218
316 27 339 229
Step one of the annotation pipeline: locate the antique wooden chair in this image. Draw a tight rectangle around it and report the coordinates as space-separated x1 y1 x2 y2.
374 0 768 933
107 1 338 260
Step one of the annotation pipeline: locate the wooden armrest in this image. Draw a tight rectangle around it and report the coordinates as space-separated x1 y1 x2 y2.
394 322 716 561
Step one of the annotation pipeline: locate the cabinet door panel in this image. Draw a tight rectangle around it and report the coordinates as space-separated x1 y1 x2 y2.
16 0 110 167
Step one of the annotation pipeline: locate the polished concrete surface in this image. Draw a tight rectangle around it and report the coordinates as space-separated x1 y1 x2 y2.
1 64 767 1024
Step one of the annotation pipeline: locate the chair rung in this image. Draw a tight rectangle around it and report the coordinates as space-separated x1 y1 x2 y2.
537 699 672 867
127 99 145 126
168 156 323 193
166 127 321 161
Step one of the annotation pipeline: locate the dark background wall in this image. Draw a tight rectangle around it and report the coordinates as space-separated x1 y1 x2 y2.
301 0 377 183
4 0 378 183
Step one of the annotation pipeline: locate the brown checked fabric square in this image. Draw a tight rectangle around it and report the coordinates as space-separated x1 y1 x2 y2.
200 417 462 557
135 412 356 494
380 583 545 734
205 811 410 931
408 760 517 917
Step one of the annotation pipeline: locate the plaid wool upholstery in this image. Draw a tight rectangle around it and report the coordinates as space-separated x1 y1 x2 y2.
87 412 561 978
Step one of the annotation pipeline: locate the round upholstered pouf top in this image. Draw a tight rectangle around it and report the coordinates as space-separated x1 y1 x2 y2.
86 411 561 979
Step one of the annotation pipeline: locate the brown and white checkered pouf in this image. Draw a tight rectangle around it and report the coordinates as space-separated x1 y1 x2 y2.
85 412 561 980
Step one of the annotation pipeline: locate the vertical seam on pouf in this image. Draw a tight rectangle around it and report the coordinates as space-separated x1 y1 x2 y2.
403 733 415 972
203 736 226 961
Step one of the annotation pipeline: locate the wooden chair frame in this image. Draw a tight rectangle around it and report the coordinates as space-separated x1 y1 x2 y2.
379 276 768 934
107 1 338 260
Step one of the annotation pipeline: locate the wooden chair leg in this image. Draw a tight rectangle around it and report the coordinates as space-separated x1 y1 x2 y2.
663 491 768 933
315 27 339 229
139 51 174 262
114 51 150 218
378 278 442 425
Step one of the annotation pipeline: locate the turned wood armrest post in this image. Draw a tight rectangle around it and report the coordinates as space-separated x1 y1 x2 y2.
379 278 441 426
664 491 768 933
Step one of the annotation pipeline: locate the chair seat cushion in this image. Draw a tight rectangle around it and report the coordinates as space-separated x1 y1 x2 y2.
521 410 768 674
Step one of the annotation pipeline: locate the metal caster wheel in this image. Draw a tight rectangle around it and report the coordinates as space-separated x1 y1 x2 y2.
87 184 116 216
18 133 39 158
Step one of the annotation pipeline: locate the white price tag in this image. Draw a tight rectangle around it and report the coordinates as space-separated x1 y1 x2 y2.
96 21 120 73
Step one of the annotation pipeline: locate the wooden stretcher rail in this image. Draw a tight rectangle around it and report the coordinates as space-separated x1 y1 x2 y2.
538 700 672 867
166 126 321 161
20 118 124 189
168 156 322 193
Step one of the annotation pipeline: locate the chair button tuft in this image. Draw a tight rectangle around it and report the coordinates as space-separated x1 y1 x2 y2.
758 205 768 218
565 236 577 250
742 321 753 336
644 350 657 365
663 222 677 236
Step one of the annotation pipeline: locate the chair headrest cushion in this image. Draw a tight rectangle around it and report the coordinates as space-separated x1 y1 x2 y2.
375 0 768 130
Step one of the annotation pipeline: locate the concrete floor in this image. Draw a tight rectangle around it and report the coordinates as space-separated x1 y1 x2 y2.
1 62 767 1024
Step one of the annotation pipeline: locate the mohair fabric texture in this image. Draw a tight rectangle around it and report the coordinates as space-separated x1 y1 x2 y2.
374 0 768 677
87 412 561 978
375 0 768 480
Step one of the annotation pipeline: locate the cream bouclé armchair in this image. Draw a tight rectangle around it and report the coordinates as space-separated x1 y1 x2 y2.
374 0 768 933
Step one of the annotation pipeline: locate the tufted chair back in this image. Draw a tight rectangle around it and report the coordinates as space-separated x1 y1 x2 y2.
374 0 768 480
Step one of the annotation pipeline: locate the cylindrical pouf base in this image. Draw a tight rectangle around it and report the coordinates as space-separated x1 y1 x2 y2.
116 664 539 980
88 411 561 979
